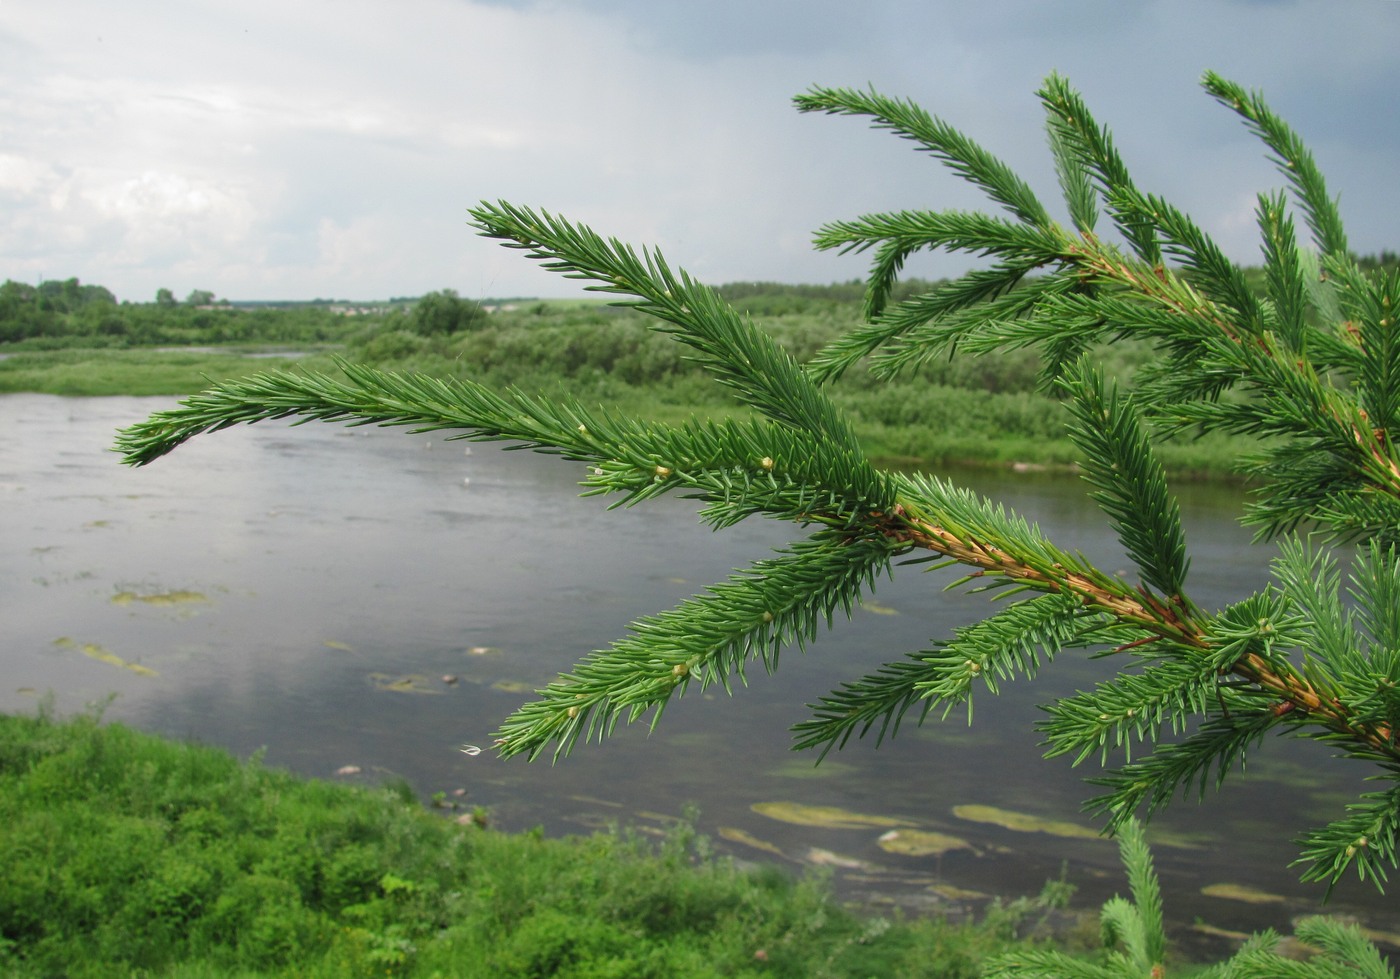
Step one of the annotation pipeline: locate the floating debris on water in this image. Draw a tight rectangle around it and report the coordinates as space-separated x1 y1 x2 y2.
569 794 624 809
860 600 899 616
751 801 914 830
335 765 362 776
53 637 158 676
718 827 786 859
877 829 975 857
767 758 859 780
367 672 442 694
490 679 535 694
1200 883 1286 905
111 589 208 607
1190 921 1250 942
803 847 871 870
928 882 989 901
952 804 1102 840
323 639 354 651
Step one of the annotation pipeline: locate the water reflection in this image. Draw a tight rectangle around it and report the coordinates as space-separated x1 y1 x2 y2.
2 393 1395 957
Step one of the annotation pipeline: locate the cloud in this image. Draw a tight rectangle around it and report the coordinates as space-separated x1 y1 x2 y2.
0 0 1396 300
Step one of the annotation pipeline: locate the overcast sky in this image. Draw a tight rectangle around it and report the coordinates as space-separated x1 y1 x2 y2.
2 1 1397 302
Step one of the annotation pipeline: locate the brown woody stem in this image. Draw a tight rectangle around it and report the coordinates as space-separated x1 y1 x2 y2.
866 504 1400 761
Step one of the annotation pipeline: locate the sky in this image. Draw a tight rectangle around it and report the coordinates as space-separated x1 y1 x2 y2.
2 1 1397 303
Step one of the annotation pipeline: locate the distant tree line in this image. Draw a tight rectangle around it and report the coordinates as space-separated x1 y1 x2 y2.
0 278 508 347
0 284 341 348
5 256 1398 349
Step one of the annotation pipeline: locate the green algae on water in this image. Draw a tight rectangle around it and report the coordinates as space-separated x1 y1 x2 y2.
877 829 975 857
368 672 442 694
952 804 1101 840
751 801 914 830
53 636 158 677
111 589 208 607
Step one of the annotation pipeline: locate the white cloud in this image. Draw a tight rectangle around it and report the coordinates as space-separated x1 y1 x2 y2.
0 154 55 197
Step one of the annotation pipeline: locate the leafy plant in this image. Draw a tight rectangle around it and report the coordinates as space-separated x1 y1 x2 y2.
116 72 1400 897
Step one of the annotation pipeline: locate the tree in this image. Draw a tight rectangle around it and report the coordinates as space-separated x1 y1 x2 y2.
36 277 82 313
156 288 177 307
185 289 216 307
0 280 41 342
117 72 1400 899
410 288 486 336
76 283 116 307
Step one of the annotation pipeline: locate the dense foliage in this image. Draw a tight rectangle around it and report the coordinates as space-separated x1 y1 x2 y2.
0 278 353 347
0 708 1056 978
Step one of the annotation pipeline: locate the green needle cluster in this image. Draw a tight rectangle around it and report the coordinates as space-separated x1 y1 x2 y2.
117 71 1400 895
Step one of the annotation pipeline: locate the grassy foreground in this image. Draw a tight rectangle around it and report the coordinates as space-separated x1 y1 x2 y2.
0 707 1086 979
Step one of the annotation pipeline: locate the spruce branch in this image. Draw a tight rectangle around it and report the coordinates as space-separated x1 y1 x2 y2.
112 70 1400 893
1106 817 1167 972
1287 916 1400 978
1108 187 1264 334
794 85 1052 230
790 655 942 758
1257 190 1308 351
1202 70 1349 259
1041 657 1223 767
1083 709 1283 830
1060 359 1191 600
492 532 897 760
794 592 1100 756
467 201 865 455
1046 109 1099 233
909 592 1100 715
867 273 1082 380
1353 268 1400 439
1037 72 1161 264
1293 782 1400 895
885 472 1207 646
814 210 1068 268
986 818 1166 979
115 361 880 515
804 262 1038 383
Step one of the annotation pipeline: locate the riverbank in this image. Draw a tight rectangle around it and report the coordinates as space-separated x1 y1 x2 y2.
0 336 1253 480
0 707 1088 978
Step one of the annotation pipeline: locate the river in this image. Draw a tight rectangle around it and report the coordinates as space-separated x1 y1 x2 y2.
2 392 1395 957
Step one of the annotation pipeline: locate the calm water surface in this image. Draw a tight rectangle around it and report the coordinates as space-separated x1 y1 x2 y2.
2 393 1395 956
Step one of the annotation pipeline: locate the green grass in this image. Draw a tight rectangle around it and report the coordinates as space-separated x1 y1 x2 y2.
0 706 1083 978
0 347 343 397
